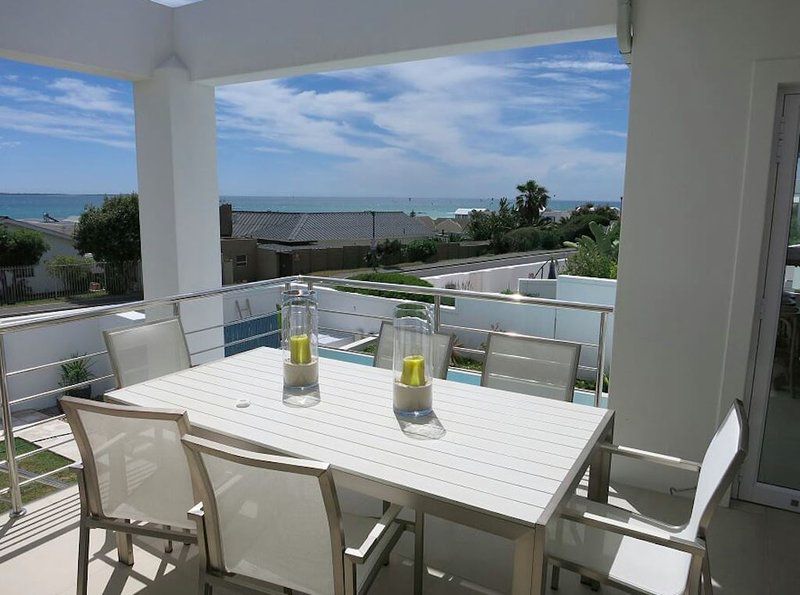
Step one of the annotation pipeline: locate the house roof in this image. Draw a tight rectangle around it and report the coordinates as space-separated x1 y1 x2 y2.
0 216 75 240
231 211 434 244
435 219 463 233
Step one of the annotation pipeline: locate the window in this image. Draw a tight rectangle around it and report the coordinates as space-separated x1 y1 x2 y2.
235 254 248 268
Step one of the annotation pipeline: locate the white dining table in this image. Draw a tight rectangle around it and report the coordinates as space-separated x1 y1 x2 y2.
106 346 614 595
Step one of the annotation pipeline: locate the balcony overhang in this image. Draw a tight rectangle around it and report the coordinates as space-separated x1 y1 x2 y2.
0 0 616 84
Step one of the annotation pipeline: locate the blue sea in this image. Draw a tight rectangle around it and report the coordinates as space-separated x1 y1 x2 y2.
0 193 620 221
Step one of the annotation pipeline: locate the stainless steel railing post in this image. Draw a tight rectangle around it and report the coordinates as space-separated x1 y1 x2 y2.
0 333 26 517
433 296 442 333
594 312 608 407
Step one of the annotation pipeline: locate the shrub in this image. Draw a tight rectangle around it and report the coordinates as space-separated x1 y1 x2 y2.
539 230 562 249
563 247 618 279
563 221 620 279
337 272 436 303
557 211 618 244
46 255 94 294
499 226 542 252
405 238 437 262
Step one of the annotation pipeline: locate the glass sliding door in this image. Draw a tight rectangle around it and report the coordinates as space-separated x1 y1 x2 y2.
742 92 800 510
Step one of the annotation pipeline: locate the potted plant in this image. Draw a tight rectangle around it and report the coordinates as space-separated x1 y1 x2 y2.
59 353 95 401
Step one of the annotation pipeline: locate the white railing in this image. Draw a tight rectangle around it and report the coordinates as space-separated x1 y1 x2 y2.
0 274 613 517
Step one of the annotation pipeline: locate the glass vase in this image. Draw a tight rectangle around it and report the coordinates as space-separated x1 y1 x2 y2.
282 288 319 393
392 302 434 417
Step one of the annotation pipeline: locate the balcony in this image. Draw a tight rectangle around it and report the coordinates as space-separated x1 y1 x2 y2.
0 277 796 594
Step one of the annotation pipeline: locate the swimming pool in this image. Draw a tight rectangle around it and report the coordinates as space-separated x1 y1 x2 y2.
319 347 606 407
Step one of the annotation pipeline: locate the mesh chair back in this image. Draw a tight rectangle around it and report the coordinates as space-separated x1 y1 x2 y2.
183 436 345 595
104 317 191 388
481 333 581 401
374 321 455 380
680 400 748 540
61 397 195 529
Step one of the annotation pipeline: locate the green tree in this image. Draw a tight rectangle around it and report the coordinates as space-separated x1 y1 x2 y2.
0 225 49 266
0 225 50 301
73 193 140 263
514 180 550 226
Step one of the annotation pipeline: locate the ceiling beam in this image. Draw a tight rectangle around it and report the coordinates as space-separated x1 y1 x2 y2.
174 0 616 85
0 0 173 80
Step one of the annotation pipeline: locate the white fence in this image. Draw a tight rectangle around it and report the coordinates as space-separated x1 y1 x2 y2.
423 258 567 293
0 261 142 305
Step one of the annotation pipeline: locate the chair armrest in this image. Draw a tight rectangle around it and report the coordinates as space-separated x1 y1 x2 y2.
600 444 702 472
344 504 402 564
187 502 204 522
560 507 706 556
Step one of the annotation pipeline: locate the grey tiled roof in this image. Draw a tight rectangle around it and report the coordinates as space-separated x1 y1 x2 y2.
232 211 434 243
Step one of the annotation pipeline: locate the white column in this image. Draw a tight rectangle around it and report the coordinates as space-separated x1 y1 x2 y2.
133 57 223 362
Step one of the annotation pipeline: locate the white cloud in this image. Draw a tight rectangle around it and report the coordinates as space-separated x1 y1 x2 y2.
216 50 628 198
524 59 629 72
0 76 133 149
0 105 133 149
50 78 132 115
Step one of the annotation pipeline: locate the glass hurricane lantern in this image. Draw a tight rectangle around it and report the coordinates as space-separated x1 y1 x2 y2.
282 288 319 393
392 302 434 417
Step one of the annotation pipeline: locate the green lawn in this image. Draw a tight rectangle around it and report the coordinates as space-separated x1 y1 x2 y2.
0 437 76 515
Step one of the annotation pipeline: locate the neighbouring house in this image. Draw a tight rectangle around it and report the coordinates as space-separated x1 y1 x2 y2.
454 207 487 220
434 218 463 236
413 215 435 231
0 216 84 302
219 204 436 283
0 216 80 261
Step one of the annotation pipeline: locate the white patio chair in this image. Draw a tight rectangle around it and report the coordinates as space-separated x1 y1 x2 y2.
60 396 197 595
103 316 191 388
182 435 408 595
481 332 581 401
373 320 455 380
547 399 748 595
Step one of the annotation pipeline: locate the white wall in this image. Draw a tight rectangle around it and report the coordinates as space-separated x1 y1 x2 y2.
1 310 136 412
423 259 566 293
611 0 800 492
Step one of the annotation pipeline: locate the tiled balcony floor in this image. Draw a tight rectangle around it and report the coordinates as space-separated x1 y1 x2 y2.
1 483 798 595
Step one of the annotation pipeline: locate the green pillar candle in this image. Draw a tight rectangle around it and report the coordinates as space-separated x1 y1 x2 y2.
400 355 426 387
290 334 312 364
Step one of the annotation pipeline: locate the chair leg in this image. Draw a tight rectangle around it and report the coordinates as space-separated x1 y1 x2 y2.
116 521 134 566
381 500 391 566
550 565 560 590
414 510 425 595
77 521 90 595
164 525 173 553
702 554 714 595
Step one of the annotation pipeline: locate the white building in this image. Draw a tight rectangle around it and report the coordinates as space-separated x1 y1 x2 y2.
454 207 487 220
0 217 80 261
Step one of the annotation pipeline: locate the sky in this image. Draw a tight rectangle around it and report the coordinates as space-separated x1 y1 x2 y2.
0 38 629 201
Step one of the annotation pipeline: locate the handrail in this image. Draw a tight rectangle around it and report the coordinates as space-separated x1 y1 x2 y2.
300 275 614 313
0 273 613 517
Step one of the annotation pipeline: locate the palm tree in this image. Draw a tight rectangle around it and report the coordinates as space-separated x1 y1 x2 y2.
514 180 550 226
